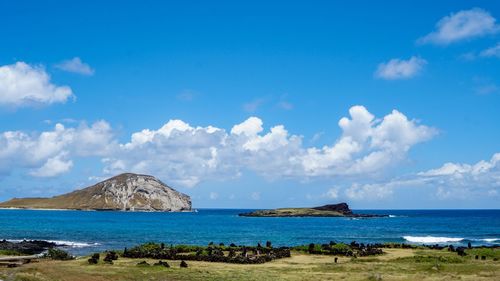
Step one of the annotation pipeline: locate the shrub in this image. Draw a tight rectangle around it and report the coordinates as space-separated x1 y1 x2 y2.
88 253 100 264
308 243 315 253
154 260 170 267
45 248 74 260
104 251 119 261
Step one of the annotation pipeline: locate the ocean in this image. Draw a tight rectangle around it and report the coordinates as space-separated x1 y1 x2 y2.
1 209 499 255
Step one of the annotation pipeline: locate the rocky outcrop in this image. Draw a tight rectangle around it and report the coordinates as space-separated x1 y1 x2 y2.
312 203 353 215
0 240 58 255
0 173 191 212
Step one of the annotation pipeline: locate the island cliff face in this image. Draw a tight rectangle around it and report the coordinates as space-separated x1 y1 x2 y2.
238 203 386 218
0 173 191 212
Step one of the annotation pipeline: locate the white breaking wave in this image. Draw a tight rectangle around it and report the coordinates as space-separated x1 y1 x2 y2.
403 236 464 243
5 239 98 248
479 238 499 243
48 240 99 248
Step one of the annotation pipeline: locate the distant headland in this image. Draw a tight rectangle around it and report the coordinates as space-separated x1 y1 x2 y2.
238 202 387 218
0 173 191 212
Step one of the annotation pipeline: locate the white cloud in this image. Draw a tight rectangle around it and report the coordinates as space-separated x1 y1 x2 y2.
101 105 435 187
419 153 500 199
55 57 94 76
230 117 263 136
345 183 393 201
480 42 500 58
419 8 499 45
0 121 114 177
104 119 228 187
375 57 427 80
434 155 497 175
344 152 500 201
30 154 73 177
299 106 436 177
323 187 339 199
0 106 436 186
0 62 73 108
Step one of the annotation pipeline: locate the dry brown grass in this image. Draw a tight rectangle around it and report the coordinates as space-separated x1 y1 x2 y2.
0 248 498 281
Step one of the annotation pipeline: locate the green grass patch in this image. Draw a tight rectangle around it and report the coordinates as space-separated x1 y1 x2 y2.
466 248 500 260
395 255 464 264
0 249 24 255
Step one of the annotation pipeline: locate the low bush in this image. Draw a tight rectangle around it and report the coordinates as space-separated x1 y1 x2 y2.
122 242 291 264
45 248 74 260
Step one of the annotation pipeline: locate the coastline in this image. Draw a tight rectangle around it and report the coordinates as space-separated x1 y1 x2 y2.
0 207 195 213
1 208 499 256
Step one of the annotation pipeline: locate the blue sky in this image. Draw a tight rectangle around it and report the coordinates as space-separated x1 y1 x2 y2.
0 0 499 209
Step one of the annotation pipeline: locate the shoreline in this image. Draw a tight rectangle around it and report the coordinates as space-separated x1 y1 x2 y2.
2 239 498 257
2 206 500 210
0 207 195 213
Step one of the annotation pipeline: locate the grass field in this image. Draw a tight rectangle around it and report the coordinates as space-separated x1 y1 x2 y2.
0 248 498 281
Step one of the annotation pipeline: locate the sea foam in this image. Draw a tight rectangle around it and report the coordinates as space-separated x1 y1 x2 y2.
403 236 464 243
48 240 99 248
6 239 98 248
478 238 499 243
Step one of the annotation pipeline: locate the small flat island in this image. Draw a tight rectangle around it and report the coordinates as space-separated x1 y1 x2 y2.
238 202 387 218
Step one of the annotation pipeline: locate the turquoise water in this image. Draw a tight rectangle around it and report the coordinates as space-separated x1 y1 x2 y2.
0 209 499 255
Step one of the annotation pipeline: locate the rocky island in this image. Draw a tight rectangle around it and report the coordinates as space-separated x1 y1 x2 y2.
238 203 387 218
0 173 191 212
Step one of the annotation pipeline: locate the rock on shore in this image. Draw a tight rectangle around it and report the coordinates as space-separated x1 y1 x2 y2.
0 240 58 255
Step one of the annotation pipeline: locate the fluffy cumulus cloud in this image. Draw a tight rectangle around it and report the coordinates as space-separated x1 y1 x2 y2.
55 57 94 76
104 119 228 187
102 106 435 187
375 57 427 80
418 153 500 199
0 62 74 108
343 153 500 201
299 106 436 177
0 121 114 177
30 153 74 177
0 106 436 186
419 8 500 45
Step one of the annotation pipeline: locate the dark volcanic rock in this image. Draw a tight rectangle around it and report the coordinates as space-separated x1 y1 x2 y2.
312 203 353 215
0 239 58 255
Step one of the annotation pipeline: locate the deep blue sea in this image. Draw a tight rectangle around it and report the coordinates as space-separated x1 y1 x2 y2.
1 209 499 255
